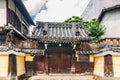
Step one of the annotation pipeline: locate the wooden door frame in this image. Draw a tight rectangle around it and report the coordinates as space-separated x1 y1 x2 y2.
104 54 113 77
8 54 17 77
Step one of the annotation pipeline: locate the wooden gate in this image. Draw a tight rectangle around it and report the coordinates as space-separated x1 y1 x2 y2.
48 52 71 73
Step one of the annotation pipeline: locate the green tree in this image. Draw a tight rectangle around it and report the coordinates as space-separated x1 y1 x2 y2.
64 16 106 42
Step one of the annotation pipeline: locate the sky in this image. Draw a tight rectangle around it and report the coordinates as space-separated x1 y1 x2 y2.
23 0 90 22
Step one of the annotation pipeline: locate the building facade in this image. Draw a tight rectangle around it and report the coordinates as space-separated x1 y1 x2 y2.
28 22 94 75
2 0 120 80
0 0 34 79
81 0 120 20
93 5 120 79
0 0 94 78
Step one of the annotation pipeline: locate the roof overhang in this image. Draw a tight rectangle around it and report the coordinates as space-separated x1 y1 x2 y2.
98 5 120 22
13 0 35 25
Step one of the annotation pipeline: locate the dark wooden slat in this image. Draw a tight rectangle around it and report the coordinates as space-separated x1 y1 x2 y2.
75 62 94 74
25 61 34 76
34 55 45 74
104 54 113 77
48 52 71 73
8 54 17 79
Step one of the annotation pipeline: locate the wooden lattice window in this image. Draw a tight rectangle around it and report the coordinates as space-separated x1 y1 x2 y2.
0 34 6 45
78 54 89 62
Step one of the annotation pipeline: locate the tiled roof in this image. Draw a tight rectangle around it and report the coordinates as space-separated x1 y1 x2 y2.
32 22 91 43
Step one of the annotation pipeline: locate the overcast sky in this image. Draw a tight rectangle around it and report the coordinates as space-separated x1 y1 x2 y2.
23 0 90 22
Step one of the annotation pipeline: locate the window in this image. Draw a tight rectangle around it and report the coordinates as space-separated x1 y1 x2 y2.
22 24 28 35
78 54 89 62
0 34 6 45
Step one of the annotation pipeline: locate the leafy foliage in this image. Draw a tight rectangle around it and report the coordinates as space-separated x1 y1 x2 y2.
64 16 106 42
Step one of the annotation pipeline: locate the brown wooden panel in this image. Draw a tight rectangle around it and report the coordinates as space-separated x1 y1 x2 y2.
104 54 113 77
34 56 45 74
8 54 17 80
25 61 34 76
48 52 71 73
8 54 17 75
75 62 94 74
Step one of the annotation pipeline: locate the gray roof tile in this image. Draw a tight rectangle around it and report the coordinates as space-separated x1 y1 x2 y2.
33 22 91 42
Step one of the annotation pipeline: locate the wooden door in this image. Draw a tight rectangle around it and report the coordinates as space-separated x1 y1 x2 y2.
34 55 45 74
104 54 113 77
8 54 17 79
48 52 71 73
25 61 34 76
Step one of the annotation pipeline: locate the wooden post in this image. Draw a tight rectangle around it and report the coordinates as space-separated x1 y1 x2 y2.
45 51 48 74
8 54 17 80
71 50 76 73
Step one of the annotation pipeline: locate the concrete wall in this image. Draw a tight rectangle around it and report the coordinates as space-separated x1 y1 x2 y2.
101 9 120 38
17 55 25 76
94 56 104 77
0 0 6 27
0 54 9 77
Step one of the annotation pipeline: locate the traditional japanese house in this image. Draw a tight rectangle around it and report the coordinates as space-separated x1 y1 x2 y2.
28 22 94 75
81 0 120 20
0 0 34 79
93 5 120 79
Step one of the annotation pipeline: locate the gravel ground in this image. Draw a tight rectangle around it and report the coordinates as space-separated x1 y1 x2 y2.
29 74 93 80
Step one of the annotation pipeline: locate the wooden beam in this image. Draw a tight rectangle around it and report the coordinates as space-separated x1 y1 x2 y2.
71 50 76 73
6 0 9 26
8 54 17 79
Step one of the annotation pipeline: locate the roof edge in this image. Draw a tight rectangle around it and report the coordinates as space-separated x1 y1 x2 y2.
13 0 35 25
98 5 120 22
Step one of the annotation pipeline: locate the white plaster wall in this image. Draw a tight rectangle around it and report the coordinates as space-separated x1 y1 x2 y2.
0 55 9 77
0 0 6 27
101 10 120 38
94 56 104 77
81 0 120 20
17 55 25 76
25 54 33 61
112 55 120 77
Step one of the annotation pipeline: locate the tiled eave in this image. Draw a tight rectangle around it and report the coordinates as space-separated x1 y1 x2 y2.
33 37 91 43
4 24 28 40
0 45 45 54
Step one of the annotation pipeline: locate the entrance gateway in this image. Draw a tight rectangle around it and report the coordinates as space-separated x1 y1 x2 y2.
25 22 93 74
48 48 71 73
34 47 72 73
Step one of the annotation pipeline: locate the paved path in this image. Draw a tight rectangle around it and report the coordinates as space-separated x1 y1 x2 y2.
29 74 93 80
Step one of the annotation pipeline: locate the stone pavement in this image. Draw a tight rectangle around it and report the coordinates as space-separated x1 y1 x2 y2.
29 74 93 80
